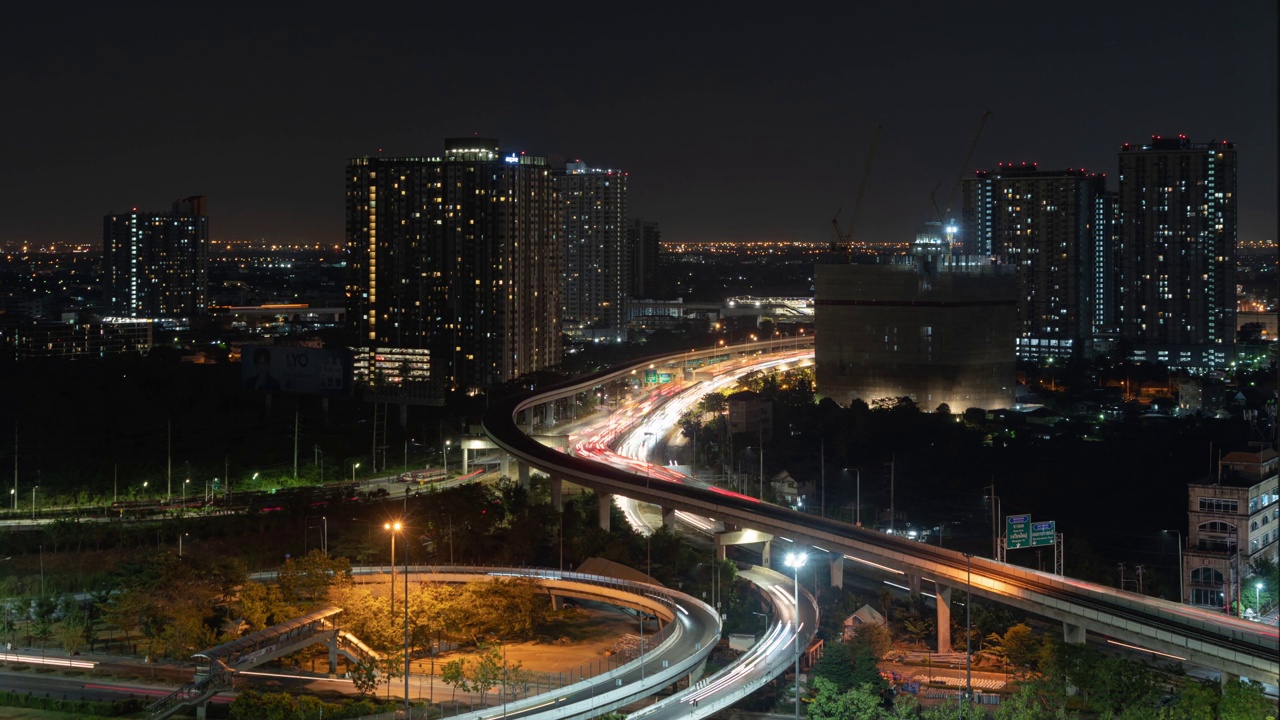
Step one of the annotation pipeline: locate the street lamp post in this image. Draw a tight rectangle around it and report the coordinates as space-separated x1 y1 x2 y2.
1163 529 1184 603
643 432 654 487
352 462 360 484
31 485 37 521
784 552 807 720
964 553 973 711
384 520 408 715
443 439 452 475
845 469 861 526
1257 582 1264 614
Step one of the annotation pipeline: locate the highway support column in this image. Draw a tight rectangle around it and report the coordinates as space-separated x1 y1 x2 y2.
518 461 530 489
598 492 613 531
550 475 563 512
829 553 844 589
1063 622 1086 696
662 507 677 531
934 584 952 654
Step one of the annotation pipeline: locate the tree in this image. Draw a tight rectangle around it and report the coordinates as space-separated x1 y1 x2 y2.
997 623 1041 669
851 621 892 660
807 677 882 720
1170 678 1218 720
350 658 381 697
812 640 856 691
848 637 887 697
1218 678 1274 720
994 685 1046 720
277 548 351 603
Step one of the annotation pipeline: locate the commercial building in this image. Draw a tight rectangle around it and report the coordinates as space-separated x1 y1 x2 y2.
345 139 561 402
556 161 629 341
961 164 1110 361
628 218 661 299
814 257 1017 411
1118 136 1236 371
1183 449 1279 611
103 196 209 319
0 316 154 360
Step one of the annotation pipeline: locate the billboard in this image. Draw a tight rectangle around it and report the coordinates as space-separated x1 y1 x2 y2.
241 345 350 396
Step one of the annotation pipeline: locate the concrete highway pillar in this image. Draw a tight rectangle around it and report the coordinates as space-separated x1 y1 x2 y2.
598 492 613 531
500 453 510 480
550 476 563 512
662 507 677 531
1062 622 1086 645
761 538 772 569
907 573 921 595
715 535 727 562
1062 621 1087 696
462 447 469 475
687 657 708 686
934 584 952 654
518 461 530 489
828 553 844 589
1218 671 1238 687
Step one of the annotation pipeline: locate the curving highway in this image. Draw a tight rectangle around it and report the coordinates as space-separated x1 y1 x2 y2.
483 341 1279 684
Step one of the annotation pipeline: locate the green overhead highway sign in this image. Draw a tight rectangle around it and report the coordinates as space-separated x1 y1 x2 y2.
1006 515 1031 549
1030 520 1057 547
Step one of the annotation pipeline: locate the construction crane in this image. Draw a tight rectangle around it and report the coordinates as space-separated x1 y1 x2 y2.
931 111 992 246
831 124 882 262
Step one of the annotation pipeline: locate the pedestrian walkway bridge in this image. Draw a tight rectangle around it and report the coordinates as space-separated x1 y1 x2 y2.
147 606 379 719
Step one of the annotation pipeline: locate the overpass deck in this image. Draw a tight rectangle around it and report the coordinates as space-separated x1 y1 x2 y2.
482 346 1279 683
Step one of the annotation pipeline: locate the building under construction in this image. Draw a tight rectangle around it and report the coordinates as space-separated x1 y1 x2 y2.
814 256 1017 411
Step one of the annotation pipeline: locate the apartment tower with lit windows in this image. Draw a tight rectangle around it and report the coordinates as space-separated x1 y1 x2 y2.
1117 136 1237 370
555 161 629 341
961 165 1109 362
345 139 561 402
102 196 209 319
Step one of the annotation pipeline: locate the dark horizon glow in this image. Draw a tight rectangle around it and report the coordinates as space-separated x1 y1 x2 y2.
2 3 1275 248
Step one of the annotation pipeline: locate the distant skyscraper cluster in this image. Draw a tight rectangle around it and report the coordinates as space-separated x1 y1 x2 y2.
345 138 652 402
959 135 1237 370
102 196 209 319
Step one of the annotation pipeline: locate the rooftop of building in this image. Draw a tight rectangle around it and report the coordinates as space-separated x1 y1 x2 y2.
1120 135 1235 152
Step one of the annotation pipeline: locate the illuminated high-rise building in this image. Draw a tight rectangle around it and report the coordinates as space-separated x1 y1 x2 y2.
1117 136 1236 370
556 161 628 340
102 196 208 319
345 139 561 401
961 165 1109 361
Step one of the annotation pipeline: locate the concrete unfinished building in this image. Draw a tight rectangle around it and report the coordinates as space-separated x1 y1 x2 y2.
814 257 1017 411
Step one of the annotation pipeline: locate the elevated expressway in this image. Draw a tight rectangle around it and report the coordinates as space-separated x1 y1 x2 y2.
150 566 721 720
483 342 1279 685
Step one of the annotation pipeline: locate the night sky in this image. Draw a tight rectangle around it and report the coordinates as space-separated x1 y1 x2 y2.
4 2 1275 248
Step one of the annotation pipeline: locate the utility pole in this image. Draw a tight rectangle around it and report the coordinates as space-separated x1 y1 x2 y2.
293 411 299 480
819 437 825 518
167 417 172 503
1117 562 1126 591
890 455 896 533
12 428 17 511
1135 565 1145 595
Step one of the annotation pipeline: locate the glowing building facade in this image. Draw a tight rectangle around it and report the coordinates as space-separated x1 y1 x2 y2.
346 139 561 401
103 196 208 318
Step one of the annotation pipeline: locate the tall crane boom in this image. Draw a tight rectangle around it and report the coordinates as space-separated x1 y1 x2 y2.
832 124 882 262
938 111 992 225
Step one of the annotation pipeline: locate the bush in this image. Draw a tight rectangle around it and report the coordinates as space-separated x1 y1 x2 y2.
0 689 142 716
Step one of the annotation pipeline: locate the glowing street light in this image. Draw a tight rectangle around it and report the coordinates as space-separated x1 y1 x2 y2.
784 552 807 720
385 520 409 716
351 462 360 483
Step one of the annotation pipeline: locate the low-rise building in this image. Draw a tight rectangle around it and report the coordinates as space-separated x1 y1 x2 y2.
1183 449 1279 611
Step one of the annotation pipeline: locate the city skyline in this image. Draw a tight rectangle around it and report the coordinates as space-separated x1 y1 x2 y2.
2 3 1275 249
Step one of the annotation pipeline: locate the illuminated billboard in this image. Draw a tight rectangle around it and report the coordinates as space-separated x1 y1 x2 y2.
241 345 350 396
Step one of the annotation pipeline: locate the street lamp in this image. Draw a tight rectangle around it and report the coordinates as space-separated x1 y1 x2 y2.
1162 529 1183 604
352 462 360 483
1257 582 1264 614
384 520 409 714
443 439 452 475
964 553 973 710
31 485 38 521
784 552 807 720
